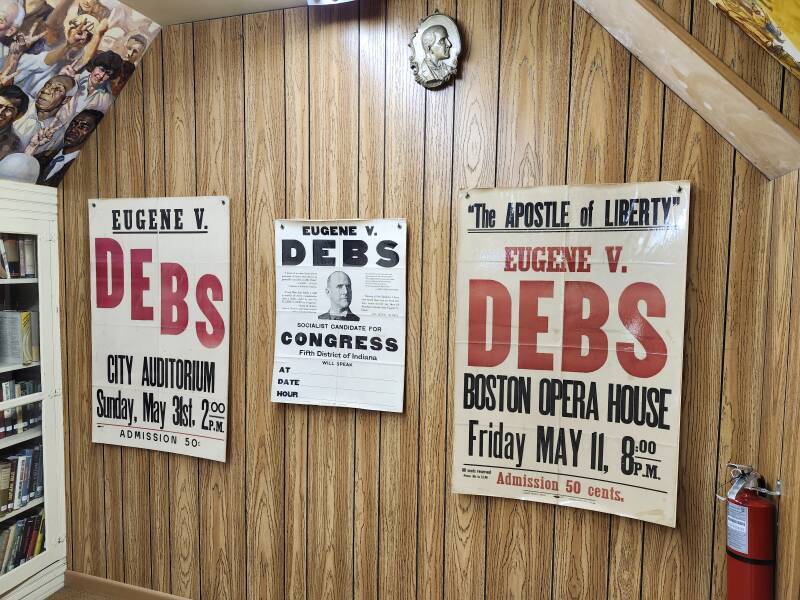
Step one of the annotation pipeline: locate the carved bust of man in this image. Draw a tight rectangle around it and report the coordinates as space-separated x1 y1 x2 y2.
419 26 452 84
411 14 461 90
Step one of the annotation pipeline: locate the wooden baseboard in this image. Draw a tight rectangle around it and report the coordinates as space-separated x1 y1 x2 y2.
64 571 190 600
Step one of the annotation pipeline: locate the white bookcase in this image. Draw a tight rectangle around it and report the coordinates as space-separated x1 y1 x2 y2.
0 181 66 600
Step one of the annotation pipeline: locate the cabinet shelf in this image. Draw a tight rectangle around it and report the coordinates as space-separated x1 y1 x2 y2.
0 427 42 451
0 363 40 375
0 497 43 527
0 279 37 285
0 393 43 411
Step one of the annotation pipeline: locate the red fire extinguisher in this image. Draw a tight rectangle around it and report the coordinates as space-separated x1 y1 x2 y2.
718 464 781 600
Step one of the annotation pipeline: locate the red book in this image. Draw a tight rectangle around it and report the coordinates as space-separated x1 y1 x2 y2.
24 515 40 560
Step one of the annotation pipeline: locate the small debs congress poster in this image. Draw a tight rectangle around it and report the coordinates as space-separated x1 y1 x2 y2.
452 182 690 527
272 220 407 412
90 197 230 462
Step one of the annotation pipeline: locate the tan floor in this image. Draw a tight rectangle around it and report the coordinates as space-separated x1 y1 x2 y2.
48 588 118 600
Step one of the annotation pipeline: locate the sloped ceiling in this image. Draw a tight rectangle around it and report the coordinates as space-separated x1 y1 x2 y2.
123 0 306 25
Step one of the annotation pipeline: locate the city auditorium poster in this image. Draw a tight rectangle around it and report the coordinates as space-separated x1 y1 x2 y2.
271 220 407 412
452 182 690 527
89 197 230 462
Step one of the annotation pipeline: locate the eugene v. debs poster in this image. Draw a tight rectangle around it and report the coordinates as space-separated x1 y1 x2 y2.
452 183 690 527
90 197 230 462
271 220 407 412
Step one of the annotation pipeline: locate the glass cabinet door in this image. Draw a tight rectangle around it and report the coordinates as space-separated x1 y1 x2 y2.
0 222 51 579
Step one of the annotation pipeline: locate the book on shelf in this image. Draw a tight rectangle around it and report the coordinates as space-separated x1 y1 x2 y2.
31 446 42 499
11 454 25 510
0 237 36 280
0 463 9 514
2 409 12 438
0 521 14 572
17 243 25 280
2 239 18 279
0 508 44 574
19 449 32 506
21 239 35 279
3 519 22 572
0 444 43 516
15 407 25 433
4 461 13 513
0 239 7 280
0 379 42 402
33 515 44 555
30 313 39 363
0 311 37 366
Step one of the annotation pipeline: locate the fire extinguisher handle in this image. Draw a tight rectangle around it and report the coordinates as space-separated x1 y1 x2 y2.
727 474 753 501
754 480 782 497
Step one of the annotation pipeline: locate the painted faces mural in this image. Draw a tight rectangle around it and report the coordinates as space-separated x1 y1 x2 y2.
709 0 800 78
0 0 159 186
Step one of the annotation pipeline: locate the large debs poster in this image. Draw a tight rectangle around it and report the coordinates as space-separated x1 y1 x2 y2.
452 182 690 527
272 220 407 412
90 197 230 462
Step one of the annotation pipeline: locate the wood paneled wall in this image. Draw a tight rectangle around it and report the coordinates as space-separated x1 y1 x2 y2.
57 1 800 598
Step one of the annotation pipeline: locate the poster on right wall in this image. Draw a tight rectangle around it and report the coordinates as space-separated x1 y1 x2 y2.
451 182 690 527
708 0 800 78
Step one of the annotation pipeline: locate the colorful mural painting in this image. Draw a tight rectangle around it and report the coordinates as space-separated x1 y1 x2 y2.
0 0 158 187
709 0 800 78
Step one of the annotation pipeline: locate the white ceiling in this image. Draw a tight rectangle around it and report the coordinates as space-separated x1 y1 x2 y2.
122 0 309 26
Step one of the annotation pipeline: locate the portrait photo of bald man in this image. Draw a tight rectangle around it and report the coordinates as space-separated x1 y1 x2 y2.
318 270 360 321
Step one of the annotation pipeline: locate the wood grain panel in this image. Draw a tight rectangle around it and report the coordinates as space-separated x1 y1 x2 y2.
576 0 800 180
416 0 455 595
640 79 734 600
774 74 800 600
487 1 571 598
193 17 247 600
62 135 107 578
379 1 425 599
710 158 773 600
243 11 286 600
553 7 628 598
697 1 783 594
94 107 125 583
307 4 358 599
355 1 384 599
692 0 782 108
606 52 664 600
161 23 201 600
56 3 800 600
758 78 799 489
141 33 172 594
444 2 500 598
283 9 310 600
114 64 153 591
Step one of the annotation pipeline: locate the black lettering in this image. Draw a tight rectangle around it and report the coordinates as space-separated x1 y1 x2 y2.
282 239 305 265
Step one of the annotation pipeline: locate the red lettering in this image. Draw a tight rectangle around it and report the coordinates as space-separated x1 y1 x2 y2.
196 274 225 349
518 281 554 370
160 263 189 335
130 249 153 321
94 238 124 308
504 247 517 271
468 279 511 367
617 282 668 377
562 281 608 373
